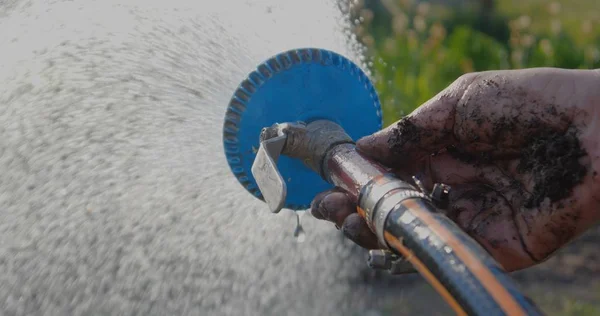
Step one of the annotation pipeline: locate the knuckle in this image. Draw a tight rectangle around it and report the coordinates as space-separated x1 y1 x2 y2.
456 72 482 86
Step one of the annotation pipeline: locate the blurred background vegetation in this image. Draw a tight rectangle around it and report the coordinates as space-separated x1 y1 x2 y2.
349 0 600 126
348 1 600 315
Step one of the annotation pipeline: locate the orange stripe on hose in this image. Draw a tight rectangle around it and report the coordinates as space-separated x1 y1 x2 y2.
356 206 366 218
384 232 467 316
401 199 527 316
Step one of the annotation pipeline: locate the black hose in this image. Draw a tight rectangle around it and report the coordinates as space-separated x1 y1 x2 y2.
383 197 544 316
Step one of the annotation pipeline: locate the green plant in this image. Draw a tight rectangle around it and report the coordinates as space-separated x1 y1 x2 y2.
349 0 600 126
559 299 600 316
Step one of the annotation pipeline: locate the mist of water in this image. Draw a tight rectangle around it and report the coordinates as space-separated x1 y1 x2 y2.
0 1 433 315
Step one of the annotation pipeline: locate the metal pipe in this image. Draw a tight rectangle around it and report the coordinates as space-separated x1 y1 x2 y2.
322 143 388 201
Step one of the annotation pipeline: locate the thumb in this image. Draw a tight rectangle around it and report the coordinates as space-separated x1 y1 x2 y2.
357 73 481 167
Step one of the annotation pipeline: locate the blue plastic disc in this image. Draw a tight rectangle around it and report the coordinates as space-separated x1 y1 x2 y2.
223 48 382 210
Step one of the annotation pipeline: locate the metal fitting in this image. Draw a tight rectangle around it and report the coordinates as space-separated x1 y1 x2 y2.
367 249 417 274
367 249 393 270
431 183 451 210
358 174 412 232
259 120 354 177
358 174 429 248
252 120 354 213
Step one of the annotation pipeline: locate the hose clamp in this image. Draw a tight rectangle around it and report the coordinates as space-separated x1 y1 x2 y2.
358 174 411 231
372 190 427 248
358 174 429 248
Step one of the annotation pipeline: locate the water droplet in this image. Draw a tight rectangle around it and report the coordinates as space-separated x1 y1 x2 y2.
293 211 306 243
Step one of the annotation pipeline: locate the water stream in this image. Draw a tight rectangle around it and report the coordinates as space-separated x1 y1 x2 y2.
0 0 448 315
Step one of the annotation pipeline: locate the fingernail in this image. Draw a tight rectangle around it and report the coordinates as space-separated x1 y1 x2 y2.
311 208 324 220
310 199 325 220
319 193 340 221
341 224 357 240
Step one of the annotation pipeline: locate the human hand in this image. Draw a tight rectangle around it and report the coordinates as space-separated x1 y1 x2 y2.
311 68 600 272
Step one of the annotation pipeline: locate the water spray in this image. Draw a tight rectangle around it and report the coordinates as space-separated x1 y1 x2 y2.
223 48 543 316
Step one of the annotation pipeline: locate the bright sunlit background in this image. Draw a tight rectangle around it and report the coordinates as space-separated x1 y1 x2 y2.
349 0 600 125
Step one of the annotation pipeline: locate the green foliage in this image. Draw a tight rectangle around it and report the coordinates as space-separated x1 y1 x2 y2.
559 300 600 316
442 4 511 45
352 0 600 127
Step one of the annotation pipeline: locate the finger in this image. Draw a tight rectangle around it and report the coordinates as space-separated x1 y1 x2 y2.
341 213 380 249
311 189 356 228
310 189 337 220
356 73 482 167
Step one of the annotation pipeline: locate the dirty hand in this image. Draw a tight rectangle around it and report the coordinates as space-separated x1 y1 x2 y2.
311 68 600 272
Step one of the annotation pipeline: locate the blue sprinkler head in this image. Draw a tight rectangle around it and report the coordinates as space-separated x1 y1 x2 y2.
222 48 383 210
